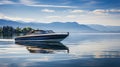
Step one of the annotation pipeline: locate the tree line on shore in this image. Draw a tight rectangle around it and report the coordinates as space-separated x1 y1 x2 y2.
0 26 34 35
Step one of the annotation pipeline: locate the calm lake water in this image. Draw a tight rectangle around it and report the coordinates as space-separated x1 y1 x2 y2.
0 33 120 67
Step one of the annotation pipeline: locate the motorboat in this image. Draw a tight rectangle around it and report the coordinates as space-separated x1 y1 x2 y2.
15 30 69 42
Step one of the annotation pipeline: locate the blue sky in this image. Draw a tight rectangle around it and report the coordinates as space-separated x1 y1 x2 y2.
0 0 120 26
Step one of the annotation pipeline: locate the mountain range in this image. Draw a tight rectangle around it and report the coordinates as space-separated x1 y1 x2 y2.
0 19 120 33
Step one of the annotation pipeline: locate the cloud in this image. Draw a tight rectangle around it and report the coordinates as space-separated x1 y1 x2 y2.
70 9 120 15
70 9 107 15
70 10 85 13
92 9 120 15
19 0 38 5
0 0 77 8
0 13 35 22
66 15 76 18
0 0 17 5
46 16 61 18
19 0 77 8
109 9 120 13
92 9 107 15
41 9 55 13
25 4 77 8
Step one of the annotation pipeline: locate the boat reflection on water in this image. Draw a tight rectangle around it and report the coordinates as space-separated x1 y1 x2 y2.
15 41 69 53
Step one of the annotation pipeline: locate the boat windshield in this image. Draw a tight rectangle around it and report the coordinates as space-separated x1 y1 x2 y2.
28 30 54 34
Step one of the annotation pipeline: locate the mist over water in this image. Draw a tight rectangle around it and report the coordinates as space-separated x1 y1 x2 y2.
0 33 120 67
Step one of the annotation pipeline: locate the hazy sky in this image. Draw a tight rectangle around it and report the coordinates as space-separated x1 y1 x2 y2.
0 0 120 26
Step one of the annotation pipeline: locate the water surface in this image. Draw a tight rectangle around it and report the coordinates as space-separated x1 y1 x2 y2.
0 33 120 67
